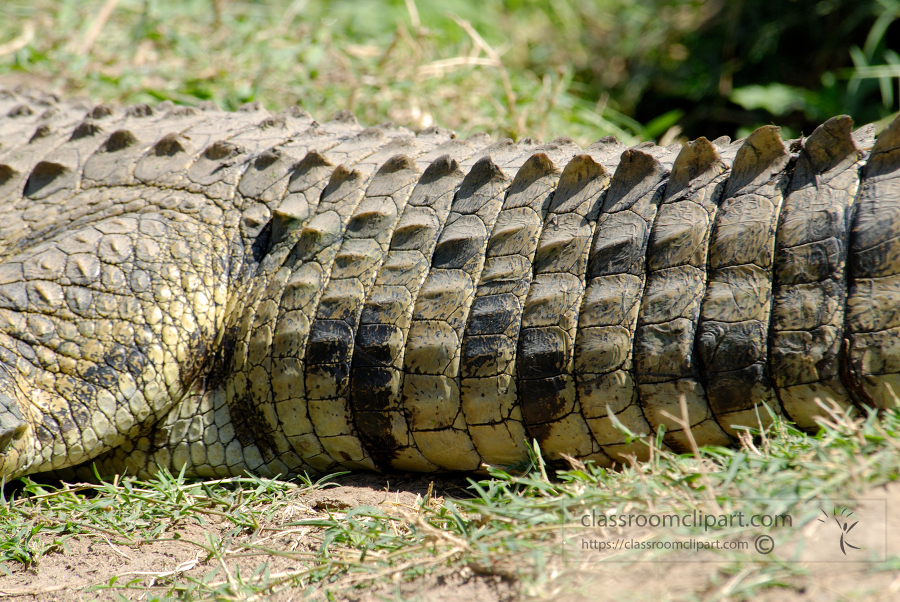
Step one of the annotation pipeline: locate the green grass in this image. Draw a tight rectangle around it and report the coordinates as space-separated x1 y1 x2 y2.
0 0 673 146
3 0 897 143
3 402 900 600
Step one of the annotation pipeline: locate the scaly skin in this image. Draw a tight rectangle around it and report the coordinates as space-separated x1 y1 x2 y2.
0 88 898 480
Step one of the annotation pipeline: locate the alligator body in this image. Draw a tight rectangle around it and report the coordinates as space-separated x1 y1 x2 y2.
0 89 898 480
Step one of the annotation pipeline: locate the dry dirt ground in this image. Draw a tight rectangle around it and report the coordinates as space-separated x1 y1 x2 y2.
0 474 519 602
2 473 899 602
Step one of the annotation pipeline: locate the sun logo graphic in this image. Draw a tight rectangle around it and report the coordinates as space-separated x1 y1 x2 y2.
818 507 861 555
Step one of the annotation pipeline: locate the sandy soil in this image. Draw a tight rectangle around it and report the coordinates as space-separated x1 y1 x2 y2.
550 481 900 602
1 475 898 601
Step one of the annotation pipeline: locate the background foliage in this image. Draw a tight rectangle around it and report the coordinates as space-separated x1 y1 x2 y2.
1 0 898 145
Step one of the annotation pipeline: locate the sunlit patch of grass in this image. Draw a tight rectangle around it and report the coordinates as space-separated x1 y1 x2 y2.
2 403 899 600
0 0 669 147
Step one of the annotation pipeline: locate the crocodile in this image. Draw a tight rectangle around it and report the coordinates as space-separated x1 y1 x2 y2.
0 88 898 481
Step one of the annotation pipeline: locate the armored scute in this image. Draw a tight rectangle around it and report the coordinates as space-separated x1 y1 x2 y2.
0 89 897 480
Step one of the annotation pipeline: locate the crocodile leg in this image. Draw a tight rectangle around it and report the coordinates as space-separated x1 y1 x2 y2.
0 368 27 456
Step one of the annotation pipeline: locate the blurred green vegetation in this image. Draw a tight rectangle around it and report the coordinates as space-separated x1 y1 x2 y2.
0 0 897 145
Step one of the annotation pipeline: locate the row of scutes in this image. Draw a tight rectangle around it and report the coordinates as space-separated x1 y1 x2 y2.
0 87 897 479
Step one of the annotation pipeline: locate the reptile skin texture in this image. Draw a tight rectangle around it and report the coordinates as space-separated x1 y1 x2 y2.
0 88 897 480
